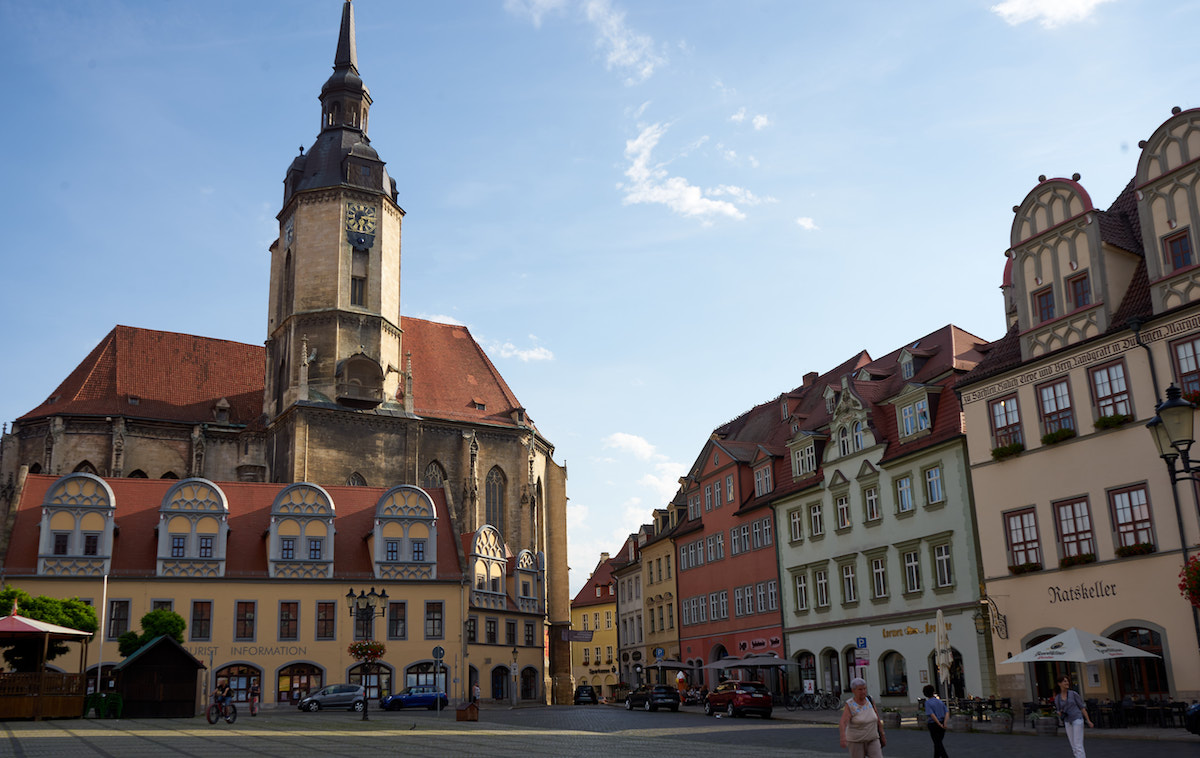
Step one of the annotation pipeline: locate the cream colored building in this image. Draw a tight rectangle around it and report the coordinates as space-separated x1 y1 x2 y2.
570 552 619 699
957 105 1200 702
639 507 683 676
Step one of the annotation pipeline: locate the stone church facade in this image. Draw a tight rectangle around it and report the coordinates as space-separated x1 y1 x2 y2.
0 1 572 704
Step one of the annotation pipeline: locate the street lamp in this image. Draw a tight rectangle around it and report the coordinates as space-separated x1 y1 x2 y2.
1144 383 1200 654
971 587 1008 639
346 586 388 721
511 646 519 707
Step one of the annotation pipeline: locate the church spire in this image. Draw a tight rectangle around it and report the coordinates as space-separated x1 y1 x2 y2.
334 0 358 74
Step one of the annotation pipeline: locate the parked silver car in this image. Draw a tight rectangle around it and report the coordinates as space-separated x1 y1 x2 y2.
298 683 366 712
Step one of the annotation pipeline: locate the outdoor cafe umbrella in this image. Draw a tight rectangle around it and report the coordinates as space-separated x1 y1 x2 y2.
935 609 953 693
1001 628 1160 664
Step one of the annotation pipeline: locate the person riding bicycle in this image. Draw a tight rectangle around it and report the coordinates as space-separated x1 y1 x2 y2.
212 679 234 720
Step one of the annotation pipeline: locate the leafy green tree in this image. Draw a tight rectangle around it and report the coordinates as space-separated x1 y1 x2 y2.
117 609 187 657
0 585 98 671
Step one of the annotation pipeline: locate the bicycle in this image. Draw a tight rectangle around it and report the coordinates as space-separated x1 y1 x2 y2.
206 699 238 724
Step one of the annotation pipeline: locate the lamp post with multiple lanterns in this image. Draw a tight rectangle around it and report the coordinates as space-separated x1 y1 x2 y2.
1144 383 1200 653
346 587 388 721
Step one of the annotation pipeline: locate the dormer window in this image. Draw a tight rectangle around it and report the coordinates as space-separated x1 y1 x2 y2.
900 356 914 380
754 465 773 497
825 393 836 414
793 444 817 476
900 398 931 437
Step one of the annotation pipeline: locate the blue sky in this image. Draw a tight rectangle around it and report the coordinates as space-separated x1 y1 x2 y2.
1 0 1197 597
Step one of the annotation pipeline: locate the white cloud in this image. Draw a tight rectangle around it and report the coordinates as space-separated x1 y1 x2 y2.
503 0 567 28
713 79 737 98
730 107 746 123
752 114 772 130
626 100 652 119
991 0 1115 28
709 185 776 206
796 216 819 231
603 431 658 460
748 155 760 168
619 123 747 222
487 341 554 362
584 0 666 84
416 312 467 326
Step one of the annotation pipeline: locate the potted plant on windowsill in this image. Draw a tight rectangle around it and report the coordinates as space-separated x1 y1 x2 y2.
1041 428 1077 445
1059 552 1096 568
1115 542 1156 558
991 442 1025 461
948 706 973 732
1093 413 1132 430
1179 555 1200 609
1008 561 1042 575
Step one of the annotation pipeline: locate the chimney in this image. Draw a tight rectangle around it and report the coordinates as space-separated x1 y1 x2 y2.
599 552 610 563
803 371 818 387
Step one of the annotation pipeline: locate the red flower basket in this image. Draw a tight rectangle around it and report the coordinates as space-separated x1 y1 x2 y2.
1180 556 1200 609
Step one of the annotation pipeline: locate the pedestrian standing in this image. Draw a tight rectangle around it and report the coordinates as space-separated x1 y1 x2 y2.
839 677 886 758
922 684 950 757
1054 675 1093 757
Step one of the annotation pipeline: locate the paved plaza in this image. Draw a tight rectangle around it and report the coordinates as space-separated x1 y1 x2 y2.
2 703 1196 758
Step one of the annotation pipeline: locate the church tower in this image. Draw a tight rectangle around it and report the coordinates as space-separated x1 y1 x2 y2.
265 0 406 480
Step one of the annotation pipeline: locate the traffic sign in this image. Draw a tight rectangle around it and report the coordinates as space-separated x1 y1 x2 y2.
432 645 445 660
856 637 867 649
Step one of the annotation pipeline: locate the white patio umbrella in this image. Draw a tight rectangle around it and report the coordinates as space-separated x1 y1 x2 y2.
701 657 744 669
1001 628 1160 664
935 609 953 694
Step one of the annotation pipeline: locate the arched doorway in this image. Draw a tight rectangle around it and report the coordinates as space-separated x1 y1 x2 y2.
404 660 447 691
490 666 510 700
925 647 965 698
349 661 393 700
880 651 907 696
277 663 322 705
214 663 262 704
1110 627 1168 699
796 651 816 694
822 648 841 693
520 666 538 701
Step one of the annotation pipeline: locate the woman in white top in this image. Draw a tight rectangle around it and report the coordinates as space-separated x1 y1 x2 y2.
838 677 885 758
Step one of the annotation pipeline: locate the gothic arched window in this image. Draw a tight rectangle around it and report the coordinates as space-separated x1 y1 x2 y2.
485 467 506 535
422 461 447 490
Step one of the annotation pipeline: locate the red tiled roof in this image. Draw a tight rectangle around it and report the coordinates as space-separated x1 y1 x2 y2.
571 551 621 607
4 475 461 580
17 320 531 431
20 326 264 425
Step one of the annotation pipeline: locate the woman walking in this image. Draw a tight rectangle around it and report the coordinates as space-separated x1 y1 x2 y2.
838 677 886 757
1054 675 1094 757
922 684 949 757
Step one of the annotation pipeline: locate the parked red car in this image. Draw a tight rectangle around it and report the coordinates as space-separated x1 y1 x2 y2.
704 680 772 718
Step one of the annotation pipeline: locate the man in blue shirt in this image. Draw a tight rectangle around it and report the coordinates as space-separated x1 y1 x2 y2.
923 684 950 757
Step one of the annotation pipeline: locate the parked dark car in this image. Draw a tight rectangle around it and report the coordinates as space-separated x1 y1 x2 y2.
1186 701 1200 735
704 680 772 718
380 685 449 711
298 683 366 712
625 684 681 712
574 684 599 704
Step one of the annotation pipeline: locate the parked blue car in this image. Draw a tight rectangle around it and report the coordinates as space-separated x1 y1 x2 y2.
380 685 449 711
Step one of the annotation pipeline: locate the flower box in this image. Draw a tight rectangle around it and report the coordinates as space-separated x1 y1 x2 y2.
991 442 1025 461
1180 555 1200 609
1115 542 1156 558
1041 427 1077 445
1059 552 1096 568
1008 561 1042 575
1093 413 1132 430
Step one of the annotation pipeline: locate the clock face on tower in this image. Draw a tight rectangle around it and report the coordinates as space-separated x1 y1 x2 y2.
345 202 377 234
